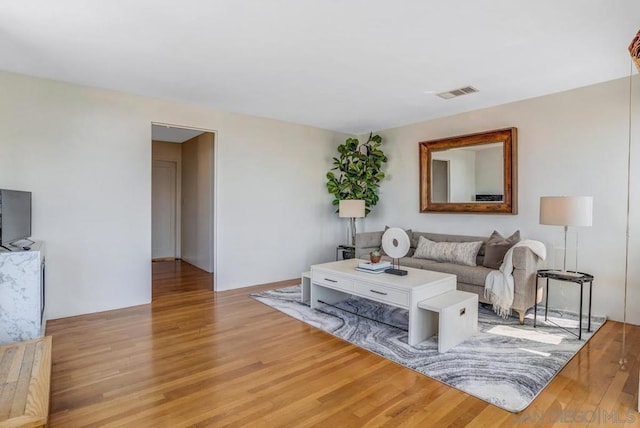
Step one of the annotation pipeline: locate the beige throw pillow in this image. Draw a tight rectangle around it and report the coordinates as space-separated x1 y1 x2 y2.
413 236 483 266
482 230 521 270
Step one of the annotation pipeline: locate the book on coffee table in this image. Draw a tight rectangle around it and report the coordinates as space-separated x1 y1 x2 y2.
357 260 391 270
355 267 386 274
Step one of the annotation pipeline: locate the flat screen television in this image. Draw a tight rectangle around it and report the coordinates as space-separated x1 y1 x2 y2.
0 189 32 248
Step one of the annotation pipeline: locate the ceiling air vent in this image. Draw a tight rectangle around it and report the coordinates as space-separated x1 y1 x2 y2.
436 86 478 100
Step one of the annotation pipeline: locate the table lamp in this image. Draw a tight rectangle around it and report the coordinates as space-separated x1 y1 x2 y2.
539 196 593 273
339 200 365 246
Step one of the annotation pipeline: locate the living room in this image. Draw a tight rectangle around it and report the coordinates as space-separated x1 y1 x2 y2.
0 1 639 426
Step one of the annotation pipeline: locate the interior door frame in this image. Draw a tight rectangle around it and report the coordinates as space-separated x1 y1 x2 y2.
151 122 218 291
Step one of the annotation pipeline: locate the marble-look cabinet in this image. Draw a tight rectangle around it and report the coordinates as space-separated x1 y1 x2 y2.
0 242 45 344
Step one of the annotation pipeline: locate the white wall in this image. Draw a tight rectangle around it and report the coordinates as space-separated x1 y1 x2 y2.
0 71 348 319
363 76 640 325
181 133 213 272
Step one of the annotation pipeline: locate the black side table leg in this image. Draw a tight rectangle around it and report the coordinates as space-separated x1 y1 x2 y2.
545 278 549 322
588 280 593 333
534 276 538 328
578 280 584 340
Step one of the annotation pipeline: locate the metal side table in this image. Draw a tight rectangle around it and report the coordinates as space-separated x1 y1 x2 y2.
336 244 355 260
535 269 594 340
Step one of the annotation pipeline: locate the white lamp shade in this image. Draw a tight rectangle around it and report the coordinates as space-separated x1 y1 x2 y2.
540 196 593 227
339 200 365 218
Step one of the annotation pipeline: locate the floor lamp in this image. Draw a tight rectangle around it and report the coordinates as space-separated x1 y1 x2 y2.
539 196 593 274
339 200 365 246
625 29 639 411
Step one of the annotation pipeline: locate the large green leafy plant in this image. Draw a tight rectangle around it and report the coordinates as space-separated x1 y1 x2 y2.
326 133 387 215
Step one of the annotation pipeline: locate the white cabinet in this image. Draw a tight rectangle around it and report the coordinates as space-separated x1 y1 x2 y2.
0 242 45 344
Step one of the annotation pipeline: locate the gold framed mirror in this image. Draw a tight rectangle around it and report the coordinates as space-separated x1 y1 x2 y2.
419 127 517 214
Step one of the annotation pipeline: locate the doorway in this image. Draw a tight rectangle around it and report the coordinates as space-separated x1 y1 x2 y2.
151 123 216 293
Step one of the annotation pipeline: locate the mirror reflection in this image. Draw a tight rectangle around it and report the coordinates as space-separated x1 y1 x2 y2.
431 142 504 203
419 127 517 214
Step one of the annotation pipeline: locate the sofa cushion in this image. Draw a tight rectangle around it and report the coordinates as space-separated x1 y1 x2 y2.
399 257 441 270
357 231 384 249
483 230 521 269
398 257 492 286
413 236 483 266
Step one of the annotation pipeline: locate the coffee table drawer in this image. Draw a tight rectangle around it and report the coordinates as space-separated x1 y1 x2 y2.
358 283 408 307
312 271 354 291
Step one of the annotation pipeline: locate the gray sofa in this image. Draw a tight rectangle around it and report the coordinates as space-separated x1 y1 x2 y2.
355 230 542 323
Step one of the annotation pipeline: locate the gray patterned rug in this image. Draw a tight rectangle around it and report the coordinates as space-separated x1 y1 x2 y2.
250 285 605 413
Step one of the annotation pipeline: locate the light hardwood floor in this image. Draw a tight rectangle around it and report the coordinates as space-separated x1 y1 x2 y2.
45 261 639 427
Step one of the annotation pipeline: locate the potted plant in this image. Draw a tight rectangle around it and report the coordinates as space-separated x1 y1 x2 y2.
369 250 382 264
326 133 387 215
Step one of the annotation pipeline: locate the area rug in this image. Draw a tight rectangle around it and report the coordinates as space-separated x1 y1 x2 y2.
250 285 605 413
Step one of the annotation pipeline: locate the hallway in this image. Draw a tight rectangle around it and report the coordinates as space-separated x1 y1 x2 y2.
152 260 213 298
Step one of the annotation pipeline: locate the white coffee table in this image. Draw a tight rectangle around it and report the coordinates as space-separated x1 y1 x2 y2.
310 259 457 346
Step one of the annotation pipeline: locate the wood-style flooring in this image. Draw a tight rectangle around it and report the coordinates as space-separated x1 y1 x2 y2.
45 261 640 427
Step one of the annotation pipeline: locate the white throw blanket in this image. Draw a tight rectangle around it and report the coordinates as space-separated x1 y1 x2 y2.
484 240 547 319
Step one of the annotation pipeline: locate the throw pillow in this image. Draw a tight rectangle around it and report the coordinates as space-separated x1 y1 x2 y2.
413 235 483 266
482 230 521 270
379 226 412 256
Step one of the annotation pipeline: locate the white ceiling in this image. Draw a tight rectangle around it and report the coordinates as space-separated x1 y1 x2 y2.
151 125 204 143
1 1 638 134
